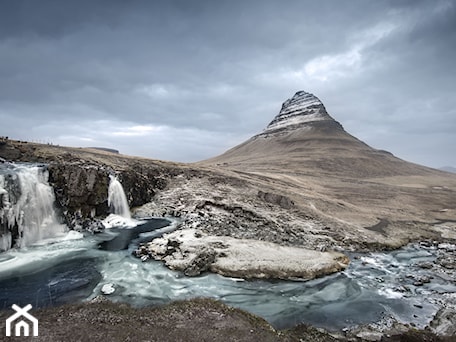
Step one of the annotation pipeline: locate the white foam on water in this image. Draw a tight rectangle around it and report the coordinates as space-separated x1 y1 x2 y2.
31 230 84 246
378 288 403 299
360 255 395 274
102 214 142 229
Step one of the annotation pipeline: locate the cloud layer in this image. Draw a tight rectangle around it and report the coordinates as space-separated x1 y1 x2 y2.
0 0 455 167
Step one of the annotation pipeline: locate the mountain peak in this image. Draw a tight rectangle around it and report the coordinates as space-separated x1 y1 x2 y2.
260 91 340 136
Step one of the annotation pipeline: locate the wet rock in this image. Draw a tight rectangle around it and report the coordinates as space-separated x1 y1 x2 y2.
438 243 456 252
183 247 217 276
418 262 434 269
420 276 431 284
165 239 181 255
393 285 410 293
437 256 456 269
133 245 152 261
82 218 105 233
344 317 410 342
48 163 110 224
419 240 433 248
429 294 456 336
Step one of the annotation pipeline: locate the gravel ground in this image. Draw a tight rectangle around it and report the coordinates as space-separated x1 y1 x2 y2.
0 298 453 342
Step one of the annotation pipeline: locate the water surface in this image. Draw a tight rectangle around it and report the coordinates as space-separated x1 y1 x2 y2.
0 220 454 331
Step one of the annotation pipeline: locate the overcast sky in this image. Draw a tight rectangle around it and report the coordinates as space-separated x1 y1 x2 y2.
0 0 455 168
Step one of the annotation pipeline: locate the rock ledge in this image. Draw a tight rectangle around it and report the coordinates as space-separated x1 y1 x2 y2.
137 228 350 280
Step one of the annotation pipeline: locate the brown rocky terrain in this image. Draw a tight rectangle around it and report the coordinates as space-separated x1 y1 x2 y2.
0 298 452 342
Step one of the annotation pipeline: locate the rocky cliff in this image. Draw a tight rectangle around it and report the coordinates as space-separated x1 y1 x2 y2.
48 162 170 229
0 141 173 232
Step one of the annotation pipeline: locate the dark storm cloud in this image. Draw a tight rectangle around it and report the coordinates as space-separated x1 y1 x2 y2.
0 0 455 166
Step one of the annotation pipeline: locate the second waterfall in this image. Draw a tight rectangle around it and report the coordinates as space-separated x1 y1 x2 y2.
107 175 131 219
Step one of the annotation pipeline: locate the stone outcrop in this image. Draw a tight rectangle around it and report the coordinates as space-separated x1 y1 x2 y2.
430 294 456 336
49 164 110 221
257 190 295 209
139 228 350 280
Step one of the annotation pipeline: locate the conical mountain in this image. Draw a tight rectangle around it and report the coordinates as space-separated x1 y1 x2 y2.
202 91 435 178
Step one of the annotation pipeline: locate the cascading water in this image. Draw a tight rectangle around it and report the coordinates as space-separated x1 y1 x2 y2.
0 163 67 251
107 175 131 219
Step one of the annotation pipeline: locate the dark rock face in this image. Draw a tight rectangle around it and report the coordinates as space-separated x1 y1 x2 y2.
0 143 21 161
117 166 167 208
48 164 110 228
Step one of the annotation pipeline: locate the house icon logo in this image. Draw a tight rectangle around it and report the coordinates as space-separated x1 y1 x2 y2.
5 304 39 337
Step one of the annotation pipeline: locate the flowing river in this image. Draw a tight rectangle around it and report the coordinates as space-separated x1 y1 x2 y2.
1 163 455 331
1 220 455 331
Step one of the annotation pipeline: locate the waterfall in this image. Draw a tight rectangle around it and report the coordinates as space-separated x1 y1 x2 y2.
107 175 131 219
0 164 67 250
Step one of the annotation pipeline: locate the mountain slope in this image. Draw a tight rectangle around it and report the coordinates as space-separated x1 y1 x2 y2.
202 91 436 178
440 166 456 174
